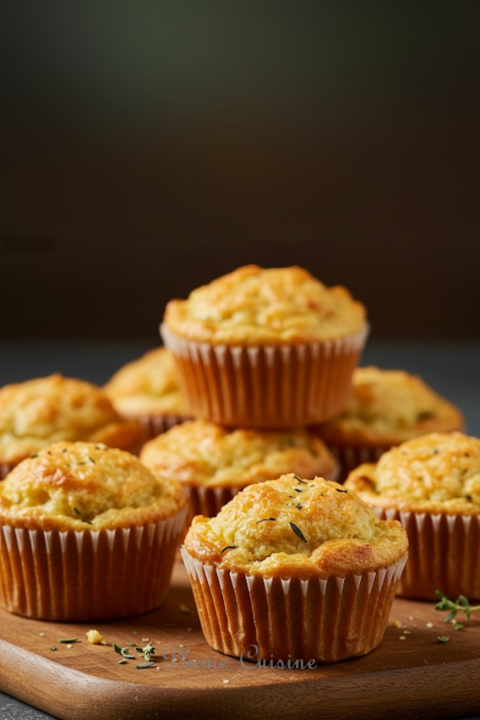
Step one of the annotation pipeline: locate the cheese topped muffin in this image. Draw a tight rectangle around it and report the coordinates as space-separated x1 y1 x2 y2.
345 432 480 515
317 367 464 446
185 473 407 578
0 375 146 466
0 441 185 531
140 420 338 488
164 265 366 344
105 348 188 418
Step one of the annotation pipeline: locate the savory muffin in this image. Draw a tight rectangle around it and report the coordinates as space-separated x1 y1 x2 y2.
345 432 480 599
182 473 407 663
161 265 368 428
140 420 338 517
0 441 187 620
105 348 190 437
0 374 147 478
315 367 464 480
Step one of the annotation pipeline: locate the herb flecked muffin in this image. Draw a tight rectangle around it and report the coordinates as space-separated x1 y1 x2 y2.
315 367 464 480
345 432 480 600
105 348 190 438
0 441 187 620
161 265 368 428
140 420 338 518
0 374 147 479
181 473 408 663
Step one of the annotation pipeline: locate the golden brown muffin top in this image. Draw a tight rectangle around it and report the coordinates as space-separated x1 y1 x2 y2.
184 473 407 578
105 348 188 417
163 265 367 345
316 367 464 446
0 441 186 531
0 375 146 465
140 420 338 488
345 433 480 515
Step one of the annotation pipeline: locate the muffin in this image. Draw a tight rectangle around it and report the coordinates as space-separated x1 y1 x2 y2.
140 420 339 518
315 367 464 480
181 473 408 663
0 374 147 478
162 265 368 428
105 348 190 438
0 441 187 620
345 432 480 600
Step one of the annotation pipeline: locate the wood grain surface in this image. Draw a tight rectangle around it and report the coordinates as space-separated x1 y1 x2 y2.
0 560 478 720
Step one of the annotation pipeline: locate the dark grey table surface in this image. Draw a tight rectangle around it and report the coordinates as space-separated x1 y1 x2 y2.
0 340 479 720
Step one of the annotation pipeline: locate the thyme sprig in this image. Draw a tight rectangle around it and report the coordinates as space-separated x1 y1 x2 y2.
435 590 480 624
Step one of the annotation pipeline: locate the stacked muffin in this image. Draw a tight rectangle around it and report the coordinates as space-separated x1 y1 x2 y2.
155 265 411 663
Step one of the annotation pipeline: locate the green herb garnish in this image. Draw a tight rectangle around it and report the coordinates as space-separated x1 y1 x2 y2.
136 662 155 669
220 546 238 554
290 522 307 543
58 637 79 644
256 518 276 523
73 507 93 525
435 590 480 623
417 410 435 422
293 475 307 484
335 488 348 494
436 636 450 643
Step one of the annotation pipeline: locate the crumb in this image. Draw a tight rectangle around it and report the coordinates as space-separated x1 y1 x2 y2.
404 630 412 635
392 620 402 628
39 633 45 637
426 622 434 628
142 638 150 642
66 644 73 649
187 628 192 632
408 616 414 621
179 604 192 614
86 629 107 645
399 636 406 641
223 679 229 684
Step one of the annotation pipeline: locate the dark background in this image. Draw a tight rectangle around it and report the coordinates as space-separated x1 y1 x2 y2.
2 3 480 342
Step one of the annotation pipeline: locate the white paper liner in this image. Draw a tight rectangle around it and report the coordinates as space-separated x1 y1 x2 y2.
0 463 15 481
0 504 188 621
182 463 339 519
180 547 407 663
375 508 480 600
161 324 369 428
325 442 392 482
134 412 190 440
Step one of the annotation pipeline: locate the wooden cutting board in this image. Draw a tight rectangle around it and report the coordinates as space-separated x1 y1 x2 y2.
0 559 479 720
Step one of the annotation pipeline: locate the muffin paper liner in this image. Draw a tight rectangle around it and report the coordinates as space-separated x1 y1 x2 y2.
376 508 480 600
0 463 15 481
134 412 190 440
183 463 339 520
324 442 392 483
180 547 407 663
0 505 188 621
161 324 369 429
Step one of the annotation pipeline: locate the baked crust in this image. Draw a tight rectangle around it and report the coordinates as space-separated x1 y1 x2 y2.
0 441 185 531
316 367 464 446
105 348 188 417
184 473 407 578
0 375 146 464
164 265 366 345
140 421 338 488
345 432 480 514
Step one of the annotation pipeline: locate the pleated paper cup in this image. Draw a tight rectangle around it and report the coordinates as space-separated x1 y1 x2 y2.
183 463 339 521
133 412 190 441
0 505 188 621
181 547 407 663
324 443 392 483
161 324 369 429
375 508 480 601
0 463 15 481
